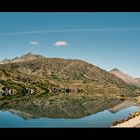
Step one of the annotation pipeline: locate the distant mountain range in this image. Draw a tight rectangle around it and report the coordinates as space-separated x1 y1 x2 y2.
0 53 140 97
110 68 140 87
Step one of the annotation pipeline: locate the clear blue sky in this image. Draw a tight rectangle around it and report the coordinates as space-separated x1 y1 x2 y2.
0 12 140 78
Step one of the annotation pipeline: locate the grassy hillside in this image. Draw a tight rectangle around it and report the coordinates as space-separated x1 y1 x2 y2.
0 53 140 99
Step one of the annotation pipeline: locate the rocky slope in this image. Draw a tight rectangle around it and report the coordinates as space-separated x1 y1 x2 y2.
0 53 139 97
0 52 45 64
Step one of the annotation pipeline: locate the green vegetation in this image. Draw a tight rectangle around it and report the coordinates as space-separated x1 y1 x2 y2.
0 80 28 96
0 53 140 109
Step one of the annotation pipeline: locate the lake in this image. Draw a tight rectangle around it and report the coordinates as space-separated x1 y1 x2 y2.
0 104 138 128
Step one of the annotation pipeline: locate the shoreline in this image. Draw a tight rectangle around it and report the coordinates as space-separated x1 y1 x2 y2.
112 115 140 127
112 96 140 127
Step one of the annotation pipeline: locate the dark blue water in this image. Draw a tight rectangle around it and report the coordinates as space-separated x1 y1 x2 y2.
0 105 138 127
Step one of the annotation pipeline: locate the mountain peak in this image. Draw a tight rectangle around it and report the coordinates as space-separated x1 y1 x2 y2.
24 52 33 56
12 52 45 63
110 68 140 87
0 52 46 64
21 52 37 58
23 52 39 57
110 68 121 72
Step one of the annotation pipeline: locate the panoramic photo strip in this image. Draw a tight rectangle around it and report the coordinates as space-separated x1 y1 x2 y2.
0 13 140 128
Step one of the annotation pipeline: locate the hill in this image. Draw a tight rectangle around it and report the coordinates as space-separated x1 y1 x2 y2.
0 53 139 99
110 68 140 87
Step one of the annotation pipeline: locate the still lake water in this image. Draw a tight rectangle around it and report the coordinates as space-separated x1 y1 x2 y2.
0 105 138 127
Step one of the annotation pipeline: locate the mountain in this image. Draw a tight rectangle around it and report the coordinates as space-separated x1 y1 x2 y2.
110 68 140 87
136 78 140 85
0 58 11 64
0 52 44 64
136 78 140 82
0 53 140 98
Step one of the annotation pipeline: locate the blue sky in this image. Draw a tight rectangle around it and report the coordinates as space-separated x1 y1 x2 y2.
0 12 140 77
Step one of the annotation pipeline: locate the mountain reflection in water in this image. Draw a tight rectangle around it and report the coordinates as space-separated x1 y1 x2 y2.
0 104 138 127
0 94 137 120
0 93 139 127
